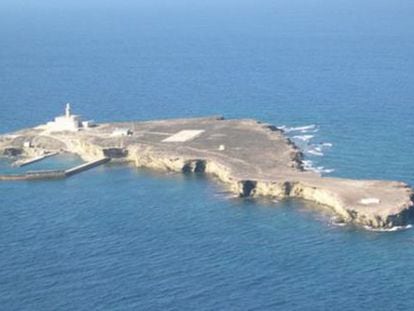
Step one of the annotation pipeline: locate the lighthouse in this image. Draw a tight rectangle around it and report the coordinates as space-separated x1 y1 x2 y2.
65 103 71 118
46 103 82 132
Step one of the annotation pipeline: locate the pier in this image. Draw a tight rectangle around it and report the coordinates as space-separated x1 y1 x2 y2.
64 158 110 177
0 170 65 181
0 158 110 181
13 152 59 167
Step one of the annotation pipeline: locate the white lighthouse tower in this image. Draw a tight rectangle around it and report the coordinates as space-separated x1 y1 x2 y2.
65 103 71 118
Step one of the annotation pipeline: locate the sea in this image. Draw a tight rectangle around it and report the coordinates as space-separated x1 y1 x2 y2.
1 0 414 310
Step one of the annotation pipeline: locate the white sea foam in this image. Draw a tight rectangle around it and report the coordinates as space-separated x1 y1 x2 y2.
302 154 335 173
282 124 335 175
331 220 412 232
292 135 314 142
302 161 322 174
280 124 318 133
306 149 324 156
321 142 333 148
214 192 240 200
331 217 347 227
330 213 413 232
316 166 335 174
363 224 412 232
302 160 317 171
301 160 335 175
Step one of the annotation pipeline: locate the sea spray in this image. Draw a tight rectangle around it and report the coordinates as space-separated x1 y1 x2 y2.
281 124 334 175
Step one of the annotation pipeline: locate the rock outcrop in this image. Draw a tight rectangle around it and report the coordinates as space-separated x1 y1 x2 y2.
1 116 413 230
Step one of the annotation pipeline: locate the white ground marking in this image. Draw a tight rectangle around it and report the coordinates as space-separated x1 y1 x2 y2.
360 198 381 205
162 130 205 142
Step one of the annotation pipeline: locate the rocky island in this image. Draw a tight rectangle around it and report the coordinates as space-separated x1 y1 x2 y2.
1 105 413 230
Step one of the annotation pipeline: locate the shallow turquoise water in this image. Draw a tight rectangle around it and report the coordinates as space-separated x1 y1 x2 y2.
0 0 414 310
0 154 84 174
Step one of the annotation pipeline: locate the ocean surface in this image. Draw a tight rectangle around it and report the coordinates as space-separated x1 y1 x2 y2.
1 0 414 310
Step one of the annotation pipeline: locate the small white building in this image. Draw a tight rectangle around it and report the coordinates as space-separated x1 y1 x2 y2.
23 141 32 148
111 128 133 137
82 120 96 128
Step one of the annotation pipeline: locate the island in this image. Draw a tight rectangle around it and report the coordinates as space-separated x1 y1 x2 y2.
1 104 413 230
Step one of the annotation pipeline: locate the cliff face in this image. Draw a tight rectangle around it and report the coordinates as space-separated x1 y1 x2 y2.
64 138 105 161
125 144 413 229
1 116 413 230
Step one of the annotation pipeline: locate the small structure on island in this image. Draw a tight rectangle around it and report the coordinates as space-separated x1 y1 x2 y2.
82 120 95 128
23 141 33 148
46 104 94 132
111 128 133 137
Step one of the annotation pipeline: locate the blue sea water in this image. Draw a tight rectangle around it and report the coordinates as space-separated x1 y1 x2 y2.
1 0 414 310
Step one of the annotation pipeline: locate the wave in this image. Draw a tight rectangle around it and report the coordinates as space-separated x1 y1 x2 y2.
279 124 318 133
316 166 335 174
321 142 333 148
331 219 412 232
306 149 324 157
281 124 335 175
302 160 320 173
302 160 334 175
302 160 314 168
331 218 347 227
292 135 314 142
363 224 412 232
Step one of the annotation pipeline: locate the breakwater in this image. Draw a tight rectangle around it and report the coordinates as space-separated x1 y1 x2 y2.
0 158 110 181
65 158 110 177
13 152 58 167
0 170 65 181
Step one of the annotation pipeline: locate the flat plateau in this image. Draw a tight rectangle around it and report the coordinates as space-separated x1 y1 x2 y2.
1 116 413 229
